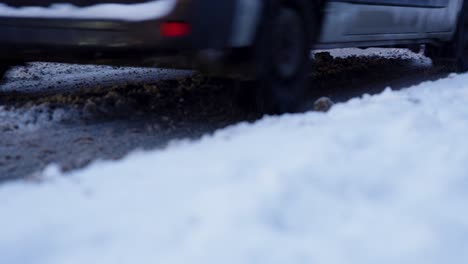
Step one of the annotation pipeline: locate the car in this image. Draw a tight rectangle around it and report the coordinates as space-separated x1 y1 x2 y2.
0 0 466 113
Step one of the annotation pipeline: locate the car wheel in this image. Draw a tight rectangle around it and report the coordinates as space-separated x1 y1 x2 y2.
237 0 317 114
426 3 468 73
0 64 9 81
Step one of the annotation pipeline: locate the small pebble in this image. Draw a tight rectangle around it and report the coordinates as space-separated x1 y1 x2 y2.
313 97 334 112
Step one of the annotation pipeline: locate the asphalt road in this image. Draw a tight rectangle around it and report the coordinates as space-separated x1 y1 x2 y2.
0 49 451 181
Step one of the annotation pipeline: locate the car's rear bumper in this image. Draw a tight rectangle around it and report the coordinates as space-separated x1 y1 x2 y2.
0 0 237 66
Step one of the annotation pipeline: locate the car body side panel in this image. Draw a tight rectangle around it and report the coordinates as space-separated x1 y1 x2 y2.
317 0 463 48
424 0 464 33
228 0 464 49
229 0 262 47
329 0 449 8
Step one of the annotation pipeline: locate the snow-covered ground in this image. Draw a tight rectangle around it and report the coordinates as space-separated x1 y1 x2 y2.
324 47 430 61
2 71 468 264
1 62 191 93
0 63 192 132
0 105 76 132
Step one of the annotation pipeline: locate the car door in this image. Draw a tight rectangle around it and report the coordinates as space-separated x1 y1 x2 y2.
423 0 463 33
341 0 450 35
318 0 456 46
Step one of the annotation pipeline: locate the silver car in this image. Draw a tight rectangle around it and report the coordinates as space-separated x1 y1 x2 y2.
0 0 465 113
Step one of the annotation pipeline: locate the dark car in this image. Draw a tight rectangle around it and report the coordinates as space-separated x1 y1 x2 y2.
0 0 466 113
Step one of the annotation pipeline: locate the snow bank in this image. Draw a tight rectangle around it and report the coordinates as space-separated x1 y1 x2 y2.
0 0 177 21
2 73 468 264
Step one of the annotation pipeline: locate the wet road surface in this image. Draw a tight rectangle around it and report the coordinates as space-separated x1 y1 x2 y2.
0 49 452 181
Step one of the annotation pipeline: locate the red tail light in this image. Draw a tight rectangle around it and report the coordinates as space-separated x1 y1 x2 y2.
160 22 191 37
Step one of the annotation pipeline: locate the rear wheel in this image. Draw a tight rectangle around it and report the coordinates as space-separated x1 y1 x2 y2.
237 0 317 114
0 65 9 81
426 3 468 72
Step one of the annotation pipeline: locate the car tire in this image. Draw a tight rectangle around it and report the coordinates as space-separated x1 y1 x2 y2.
237 0 318 114
426 2 468 73
0 64 9 81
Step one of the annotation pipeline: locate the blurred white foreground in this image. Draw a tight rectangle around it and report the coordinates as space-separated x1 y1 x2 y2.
2 72 468 264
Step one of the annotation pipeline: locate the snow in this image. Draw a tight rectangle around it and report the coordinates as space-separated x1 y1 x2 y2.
0 105 76 132
324 47 430 61
2 72 468 263
1 62 192 93
0 63 192 131
0 0 177 21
